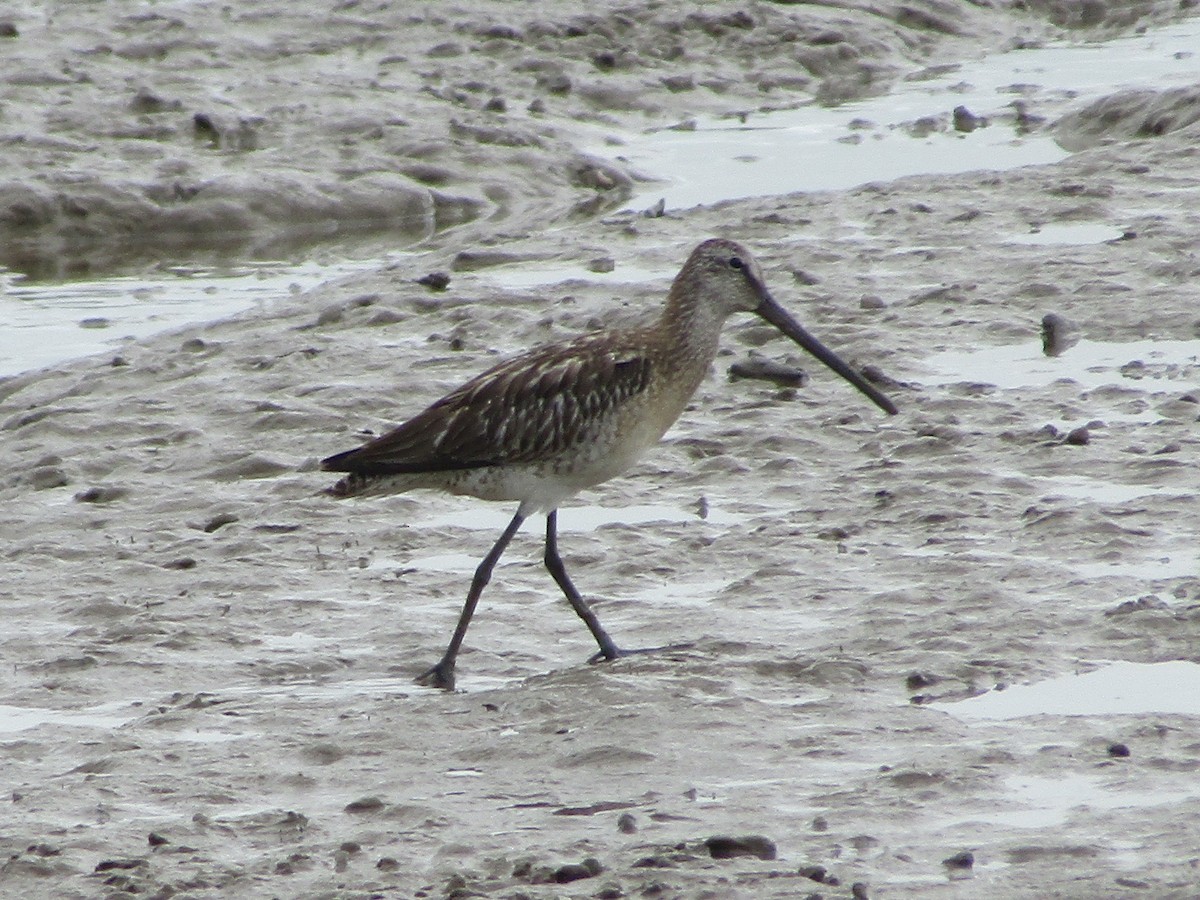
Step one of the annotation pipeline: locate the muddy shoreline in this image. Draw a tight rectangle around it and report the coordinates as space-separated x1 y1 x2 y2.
3 2 1200 898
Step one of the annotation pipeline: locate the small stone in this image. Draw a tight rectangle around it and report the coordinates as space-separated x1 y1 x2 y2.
587 256 615 273
799 864 836 883
147 833 169 847
906 672 937 690
162 557 197 570
202 512 239 533
427 41 464 58
344 796 386 813
375 856 399 871
1107 742 1131 758
728 356 808 388
1105 595 1167 616
193 113 221 145
554 858 603 882
131 88 178 114
28 463 68 490
942 850 974 869
859 294 886 310
642 198 665 218
705 835 776 861
1041 313 1080 356
1064 426 1090 445
952 105 986 132
617 812 638 833
417 272 450 291
74 486 128 503
851 882 870 900
79 317 110 329
94 859 146 872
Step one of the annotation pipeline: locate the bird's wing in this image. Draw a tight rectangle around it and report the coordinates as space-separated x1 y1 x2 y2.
322 335 653 475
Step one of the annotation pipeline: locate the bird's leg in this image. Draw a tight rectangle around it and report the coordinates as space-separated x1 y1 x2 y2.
542 509 624 663
416 510 526 691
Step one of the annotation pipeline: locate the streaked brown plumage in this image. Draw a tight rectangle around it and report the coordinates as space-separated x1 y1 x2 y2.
323 238 897 689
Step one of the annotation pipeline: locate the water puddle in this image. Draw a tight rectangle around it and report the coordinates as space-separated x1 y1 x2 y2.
922 338 1200 390
1003 223 1126 245
368 502 745 574
612 99 1064 213
630 577 732 609
258 632 328 652
610 18 1200 210
421 501 746 533
1031 474 1177 504
0 701 140 734
0 255 388 377
935 660 1200 720
1072 545 1199 581
480 261 673 291
964 772 1200 829
223 675 413 703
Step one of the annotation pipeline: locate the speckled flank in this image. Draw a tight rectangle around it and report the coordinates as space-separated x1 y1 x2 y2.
322 239 783 513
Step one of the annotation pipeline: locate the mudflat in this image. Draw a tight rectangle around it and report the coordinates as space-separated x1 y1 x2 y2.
2 2 1199 897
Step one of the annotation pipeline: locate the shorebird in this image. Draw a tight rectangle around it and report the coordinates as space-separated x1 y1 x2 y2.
323 238 897 690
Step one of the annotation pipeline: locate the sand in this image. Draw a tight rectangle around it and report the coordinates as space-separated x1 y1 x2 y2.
2 1 1200 897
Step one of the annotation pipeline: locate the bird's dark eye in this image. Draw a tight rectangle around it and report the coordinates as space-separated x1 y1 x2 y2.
728 256 744 270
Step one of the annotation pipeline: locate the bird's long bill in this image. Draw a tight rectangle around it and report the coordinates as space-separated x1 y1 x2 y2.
755 293 898 415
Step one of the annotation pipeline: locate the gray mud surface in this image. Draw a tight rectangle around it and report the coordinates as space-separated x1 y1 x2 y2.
2 1 1200 897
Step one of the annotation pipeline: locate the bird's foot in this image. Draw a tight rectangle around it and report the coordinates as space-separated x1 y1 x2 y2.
587 642 694 665
415 660 456 691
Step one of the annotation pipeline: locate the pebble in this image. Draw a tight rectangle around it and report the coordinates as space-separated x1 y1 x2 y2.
798 864 839 884
1041 312 1080 356
942 850 974 869
728 356 808 388
1064 425 1090 445
952 105 986 132
417 271 450 291
344 796 386 813
705 834 776 860
553 857 603 882
74 486 128 503
202 512 239 532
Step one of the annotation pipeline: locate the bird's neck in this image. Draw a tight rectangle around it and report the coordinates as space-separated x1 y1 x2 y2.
659 286 728 367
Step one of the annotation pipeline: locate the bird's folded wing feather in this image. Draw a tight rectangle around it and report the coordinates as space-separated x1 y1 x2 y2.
322 336 653 475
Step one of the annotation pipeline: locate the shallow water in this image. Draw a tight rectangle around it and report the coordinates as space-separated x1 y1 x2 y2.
963 772 1200 830
1002 223 1127 245
0 257 384 376
3 20 1198 377
0 701 140 734
611 18 1200 210
922 337 1200 390
935 660 1200 719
